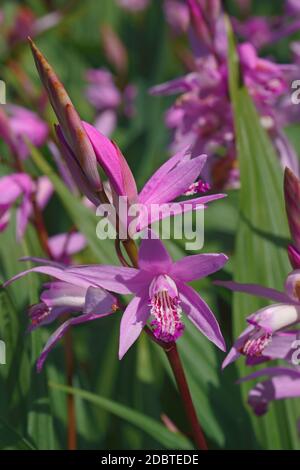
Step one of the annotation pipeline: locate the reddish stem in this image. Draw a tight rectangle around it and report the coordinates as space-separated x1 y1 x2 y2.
144 327 208 449
165 344 208 450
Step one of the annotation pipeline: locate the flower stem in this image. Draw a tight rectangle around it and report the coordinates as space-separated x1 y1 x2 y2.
165 344 208 450
144 326 208 449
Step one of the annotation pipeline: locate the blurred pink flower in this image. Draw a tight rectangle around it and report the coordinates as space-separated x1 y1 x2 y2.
233 0 300 50
164 0 190 35
85 68 137 137
151 1 300 188
0 173 52 240
48 232 87 264
0 105 48 160
7 6 62 46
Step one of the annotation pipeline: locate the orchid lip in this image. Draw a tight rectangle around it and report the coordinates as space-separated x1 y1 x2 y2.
240 328 272 357
28 302 51 328
149 275 185 343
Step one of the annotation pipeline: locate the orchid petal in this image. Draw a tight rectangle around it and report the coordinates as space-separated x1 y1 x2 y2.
171 253 228 282
214 280 292 304
66 265 151 294
178 281 226 351
138 146 191 204
3 265 97 289
239 367 300 416
36 176 53 210
48 232 86 260
119 289 150 359
83 121 137 203
37 308 113 372
139 155 207 205
138 235 172 274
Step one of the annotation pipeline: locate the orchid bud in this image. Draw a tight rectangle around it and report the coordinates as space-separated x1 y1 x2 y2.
29 38 103 194
284 167 300 251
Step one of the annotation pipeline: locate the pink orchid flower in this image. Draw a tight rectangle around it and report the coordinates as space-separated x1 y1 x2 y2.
85 68 136 137
5 235 228 360
0 173 52 240
15 274 116 372
238 367 300 416
0 105 48 160
48 232 87 264
82 123 226 233
215 272 300 368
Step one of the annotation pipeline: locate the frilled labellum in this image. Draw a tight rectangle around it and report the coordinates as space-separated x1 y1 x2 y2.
149 275 185 342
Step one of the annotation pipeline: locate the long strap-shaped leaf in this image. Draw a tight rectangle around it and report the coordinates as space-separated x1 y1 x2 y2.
49 381 193 449
227 17 300 450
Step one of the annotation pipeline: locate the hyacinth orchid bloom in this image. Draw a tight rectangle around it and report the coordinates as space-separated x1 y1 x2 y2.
151 0 300 187
238 367 300 416
83 123 226 234
16 276 116 372
85 68 136 137
215 272 300 369
0 105 48 160
29 39 226 232
48 232 86 264
4 235 228 359
0 173 52 240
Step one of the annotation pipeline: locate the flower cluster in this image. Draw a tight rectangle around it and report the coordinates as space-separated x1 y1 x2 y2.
215 167 300 416
151 0 300 189
2 40 228 373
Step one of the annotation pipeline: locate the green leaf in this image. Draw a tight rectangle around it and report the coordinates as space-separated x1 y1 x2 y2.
0 417 36 450
227 18 300 449
49 382 193 450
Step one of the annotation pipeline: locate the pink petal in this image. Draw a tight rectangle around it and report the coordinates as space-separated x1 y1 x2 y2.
171 253 228 282
178 281 226 351
138 154 207 205
66 265 151 294
138 234 172 274
36 176 53 209
48 232 86 260
83 121 137 204
119 289 150 359
37 308 113 372
138 146 191 204
214 280 292 304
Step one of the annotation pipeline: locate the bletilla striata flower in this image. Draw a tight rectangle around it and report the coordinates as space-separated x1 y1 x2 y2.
5 234 228 360
215 273 300 368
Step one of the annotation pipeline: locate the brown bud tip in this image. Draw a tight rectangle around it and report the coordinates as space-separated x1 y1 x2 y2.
29 39 102 192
